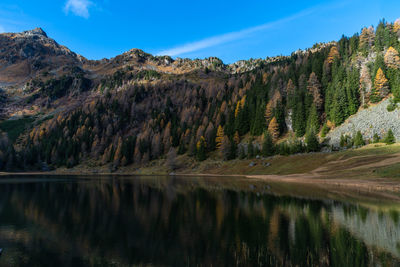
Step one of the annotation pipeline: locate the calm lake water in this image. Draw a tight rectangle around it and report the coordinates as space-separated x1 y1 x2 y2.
0 175 400 267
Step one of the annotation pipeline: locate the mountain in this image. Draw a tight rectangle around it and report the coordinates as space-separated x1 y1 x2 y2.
1 19 400 172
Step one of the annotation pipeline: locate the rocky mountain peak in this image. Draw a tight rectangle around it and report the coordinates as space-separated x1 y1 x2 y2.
22 28 48 38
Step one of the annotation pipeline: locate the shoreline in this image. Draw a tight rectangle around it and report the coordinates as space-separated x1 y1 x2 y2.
2 169 400 194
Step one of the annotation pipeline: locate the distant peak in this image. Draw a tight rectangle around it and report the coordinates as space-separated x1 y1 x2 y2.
22 28 47 38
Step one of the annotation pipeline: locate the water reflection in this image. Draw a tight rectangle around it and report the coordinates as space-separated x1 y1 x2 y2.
0 176 399 266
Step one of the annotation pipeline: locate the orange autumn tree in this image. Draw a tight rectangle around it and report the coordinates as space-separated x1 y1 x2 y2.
371 68 389 102
268 117 280 141
307 72 323 111
326 46 340 64
264 101 273 125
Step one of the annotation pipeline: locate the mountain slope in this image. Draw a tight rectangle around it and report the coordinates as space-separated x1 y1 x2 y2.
1 19 400 172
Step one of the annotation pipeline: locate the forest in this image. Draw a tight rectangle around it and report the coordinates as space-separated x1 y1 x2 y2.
1 19 400 171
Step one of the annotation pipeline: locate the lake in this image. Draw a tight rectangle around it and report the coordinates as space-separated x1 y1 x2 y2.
0 175 400 266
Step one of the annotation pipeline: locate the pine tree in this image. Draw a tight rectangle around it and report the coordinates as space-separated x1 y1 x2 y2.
307 104 319 133
251 104 265 136
247 141 254 159
353 131 365 147
293 96 306 137
375 20 386 52
215 125 224 149
384 129 396 144
238 145 246 159
373 133 380 143
305 129 319 152
196 136 207 161
332 86 348 125
262 131 274 157
384 47 400 69
273 101 286 134
268 117 280 141
346 68 360 115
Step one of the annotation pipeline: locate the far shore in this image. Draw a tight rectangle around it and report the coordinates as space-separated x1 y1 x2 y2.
1 169 400 197
2 144 400 198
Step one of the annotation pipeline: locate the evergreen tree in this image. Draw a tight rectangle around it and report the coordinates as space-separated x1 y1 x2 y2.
196 136 207 161
262 131 274 157
273 101 286 134
332 86 348 125
293 96 306 137
353 131 365 147
321 123 330 138
346 68 360 115
238 145 246 159
307 104 319 133
251 103 265 136
384 129 396 144
373 133 381 143
247 141 254 159
305 129 319 152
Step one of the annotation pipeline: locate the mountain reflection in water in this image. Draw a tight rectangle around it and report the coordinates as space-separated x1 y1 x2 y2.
0 175 399 267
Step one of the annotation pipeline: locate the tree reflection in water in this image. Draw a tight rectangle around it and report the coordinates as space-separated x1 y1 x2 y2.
0 176 399 266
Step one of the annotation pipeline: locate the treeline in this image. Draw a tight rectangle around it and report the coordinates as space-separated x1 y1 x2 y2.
2 18 400 171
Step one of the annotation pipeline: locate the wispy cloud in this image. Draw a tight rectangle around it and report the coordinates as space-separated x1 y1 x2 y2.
0 25 4 33
64 0 93 19
157 2 346 57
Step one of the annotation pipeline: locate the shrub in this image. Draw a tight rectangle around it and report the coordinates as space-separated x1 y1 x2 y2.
387 98 397 112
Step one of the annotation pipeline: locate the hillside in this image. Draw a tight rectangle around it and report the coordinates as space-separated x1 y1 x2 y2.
1 18 400 172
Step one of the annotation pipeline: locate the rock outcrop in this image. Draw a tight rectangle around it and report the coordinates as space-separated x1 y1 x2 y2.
326 98 400 147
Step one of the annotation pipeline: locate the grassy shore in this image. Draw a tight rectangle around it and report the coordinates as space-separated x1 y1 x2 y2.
2 143 400 197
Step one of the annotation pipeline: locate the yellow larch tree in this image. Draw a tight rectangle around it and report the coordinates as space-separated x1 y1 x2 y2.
215 125 225 149
374 68 389 98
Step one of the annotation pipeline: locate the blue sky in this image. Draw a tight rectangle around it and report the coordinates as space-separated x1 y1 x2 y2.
0 0 399 63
